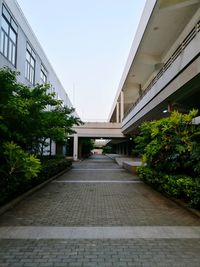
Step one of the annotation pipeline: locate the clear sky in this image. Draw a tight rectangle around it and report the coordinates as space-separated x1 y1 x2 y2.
17 0 146 121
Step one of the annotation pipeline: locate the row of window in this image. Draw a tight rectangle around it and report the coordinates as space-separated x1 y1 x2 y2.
0 4 47 85
0 5 17 66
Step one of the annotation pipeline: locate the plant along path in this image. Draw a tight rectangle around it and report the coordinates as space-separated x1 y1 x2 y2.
0 155 200 267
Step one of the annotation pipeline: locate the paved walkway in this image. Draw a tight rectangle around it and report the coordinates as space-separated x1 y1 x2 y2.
0 155 200 266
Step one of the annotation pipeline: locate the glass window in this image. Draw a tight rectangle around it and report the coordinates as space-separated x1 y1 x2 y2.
25 43 35 84
0 5 18 66
10 28 16 43
0 31 4 52
2 5 10 22
2 17 9 33
11 19 17 33
40 64 47 84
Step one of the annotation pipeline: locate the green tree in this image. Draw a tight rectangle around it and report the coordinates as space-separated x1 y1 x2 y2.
38 106 82 156
0 67 82 155
0 68 60 149
0 67 82 204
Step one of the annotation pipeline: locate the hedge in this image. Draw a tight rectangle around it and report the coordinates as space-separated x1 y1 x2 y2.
137 166 200 209
0 157 72 206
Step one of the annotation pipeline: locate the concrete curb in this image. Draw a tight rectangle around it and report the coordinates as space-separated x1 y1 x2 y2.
123 161 143 175
0 167 71 216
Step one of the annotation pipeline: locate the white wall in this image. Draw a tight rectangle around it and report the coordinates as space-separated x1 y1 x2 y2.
0 0 74 109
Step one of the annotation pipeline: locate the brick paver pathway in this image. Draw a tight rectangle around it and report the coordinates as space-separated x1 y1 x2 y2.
0 155 200 266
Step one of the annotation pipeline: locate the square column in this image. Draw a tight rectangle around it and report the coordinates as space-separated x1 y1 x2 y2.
73 134 78 161
116 102 119 123
120 91 124 122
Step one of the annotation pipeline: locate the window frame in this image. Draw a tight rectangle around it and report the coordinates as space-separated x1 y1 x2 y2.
0 4 18 66
25 42 36 85
40 64 47 84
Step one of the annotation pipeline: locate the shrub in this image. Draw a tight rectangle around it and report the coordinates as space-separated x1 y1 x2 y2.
37 157 72 181
0 151 71 206
135 110 200 176
102 145 112 154
2 142 41 179
0 142 41 205
137 166 200 209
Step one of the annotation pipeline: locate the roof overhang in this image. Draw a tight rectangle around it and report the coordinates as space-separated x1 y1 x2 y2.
108 0 200 122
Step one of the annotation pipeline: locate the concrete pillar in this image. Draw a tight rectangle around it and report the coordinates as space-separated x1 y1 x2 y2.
73 134 78 161
117 144 119 154
138 84 142 97
122 143 125 155
116 102 119 123
168 101 173 112
120 91 124 122
126 141 129 155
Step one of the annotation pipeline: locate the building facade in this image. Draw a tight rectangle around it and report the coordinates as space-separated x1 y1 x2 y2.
109 0 200 136
0 0 75 155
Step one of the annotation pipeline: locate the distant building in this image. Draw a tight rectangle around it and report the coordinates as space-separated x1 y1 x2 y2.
0 0 75 155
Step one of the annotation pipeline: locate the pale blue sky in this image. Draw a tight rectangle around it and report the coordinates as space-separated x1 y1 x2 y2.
17 0 146 121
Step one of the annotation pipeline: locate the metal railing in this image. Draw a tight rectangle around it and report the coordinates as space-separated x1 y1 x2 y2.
124 20 200 119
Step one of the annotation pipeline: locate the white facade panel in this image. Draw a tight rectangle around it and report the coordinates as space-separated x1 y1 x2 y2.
0 0 74 110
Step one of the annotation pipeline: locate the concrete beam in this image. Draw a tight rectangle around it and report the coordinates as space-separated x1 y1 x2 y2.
137 53 161 65
159 0 200 11
72 122 124 138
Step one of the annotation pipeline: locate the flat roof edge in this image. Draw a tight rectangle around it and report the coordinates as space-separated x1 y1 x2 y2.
108 0 157 122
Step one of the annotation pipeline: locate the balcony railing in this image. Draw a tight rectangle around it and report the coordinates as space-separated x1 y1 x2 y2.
124 20 200 119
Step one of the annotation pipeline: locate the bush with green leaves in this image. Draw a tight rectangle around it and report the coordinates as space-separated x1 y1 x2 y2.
0 142 41 205
81 138 94 158
135 110 200 209
0 144 71 205
0 67 81 205
137 166 200 208
38 157 72 181
2 142 41 179
0 67 82 156
135 109 200 176
102 145 112 154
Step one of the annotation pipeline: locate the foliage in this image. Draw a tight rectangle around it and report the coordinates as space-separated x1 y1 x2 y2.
135 110 200 176
38 157 72 181
0 67 82 155
38 106 82 156
0 156 71 206
135 110 200 209
137 166 200 209
2 142 41 179
0 141 41 205
0 67 81 205
81 138 95 158
102 145 112 154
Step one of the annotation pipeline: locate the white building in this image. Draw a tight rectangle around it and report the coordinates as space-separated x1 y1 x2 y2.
109 0 200 135
0 0 75 155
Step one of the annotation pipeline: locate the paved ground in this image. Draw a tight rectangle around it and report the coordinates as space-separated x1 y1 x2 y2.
0 154 200 266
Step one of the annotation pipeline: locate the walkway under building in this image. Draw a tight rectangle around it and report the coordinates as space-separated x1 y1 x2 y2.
0 155 200 266
71 122 128 160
